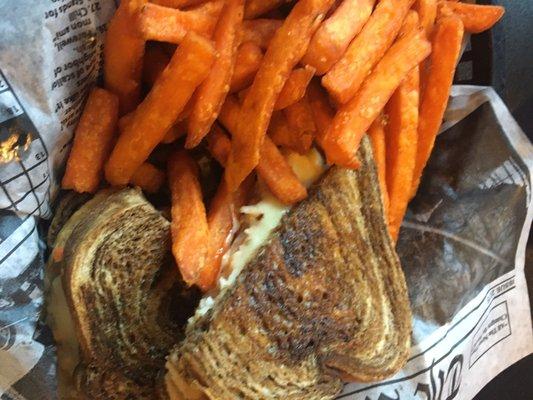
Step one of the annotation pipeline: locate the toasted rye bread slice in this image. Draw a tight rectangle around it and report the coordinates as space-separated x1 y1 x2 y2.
166 137 412 399
60 188 198 399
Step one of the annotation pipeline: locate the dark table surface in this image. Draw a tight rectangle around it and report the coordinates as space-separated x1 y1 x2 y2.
471 1 532 399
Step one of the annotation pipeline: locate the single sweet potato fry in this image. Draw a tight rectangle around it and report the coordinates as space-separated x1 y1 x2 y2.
168 150 209 286
219 96 308 204
439 1 504 33
321 30 431 167
244 0 289 19
241 19 283 49
104 0 146 115
386 66 419 241
62 88 119 193
229 42 263 93
105 33 216 186
274 66 316 110
142 44 170 87
368 115 389 218
412 16 464 196
303 0 376 75
187 0 244 148
415 0 437 36
139 1 224 44
225 0 336 191
131 162 166 193
206 124 232 166
322 0 414 104
198 178 251 291
257 138 308 204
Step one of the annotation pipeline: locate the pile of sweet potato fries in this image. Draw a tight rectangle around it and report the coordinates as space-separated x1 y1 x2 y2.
61 0 504 290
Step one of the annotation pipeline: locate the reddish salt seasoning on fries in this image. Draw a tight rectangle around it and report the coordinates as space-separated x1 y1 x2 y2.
105 33 216 186
322 0 414 104
274 67 316 111
104 0 146 115
187 0 244 148
131 162 166 193
139 1 224 44
322 30 431 167
303 0 376 75
438 1 504 34
241 19 283 50
168 150 209 286
225 0 335 192
412 16 464 196
229 42 263 93
62 88 119 193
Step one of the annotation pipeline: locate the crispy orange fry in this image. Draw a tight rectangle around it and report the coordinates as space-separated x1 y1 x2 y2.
412 16 463 195
303 0 376 75
241 19 283 49
219 97 308 204
131 162 166 193
199 178 251 291
386 67 419 241
168 150 209 286
439 1 504 34
207 124 232 166
415 0 437 36
368 115 389 218
274 66 316 110
62 88 119 193
257 138 308 204
268 111 311 154
104 0 146 115
142 44 170 87
187 0 244 148
225 0 336 191
306 80 334 147
118 112 134 133
244 0 289 19
105 33 216 186
139 1 224 44
229 42 263 93
322 30 431 167
151 0 208 7
322 0 414 104
283 96 316 153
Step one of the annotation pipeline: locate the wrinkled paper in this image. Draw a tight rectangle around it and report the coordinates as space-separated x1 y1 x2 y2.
0 1 532 399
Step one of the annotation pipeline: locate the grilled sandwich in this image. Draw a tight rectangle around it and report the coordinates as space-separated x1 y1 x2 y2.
50 137 411 399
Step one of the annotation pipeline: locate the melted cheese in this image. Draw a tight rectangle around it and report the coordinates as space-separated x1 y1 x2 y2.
190 149 327 323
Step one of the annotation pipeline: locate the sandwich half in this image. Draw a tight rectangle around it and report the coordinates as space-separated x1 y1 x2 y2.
165 137 411 399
